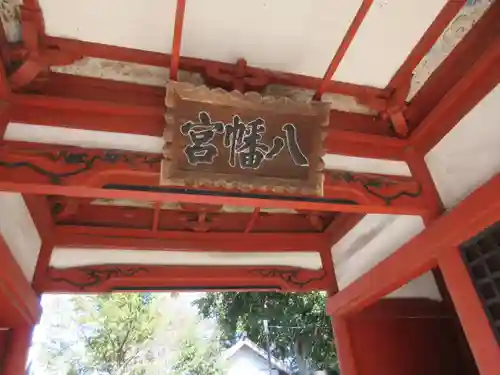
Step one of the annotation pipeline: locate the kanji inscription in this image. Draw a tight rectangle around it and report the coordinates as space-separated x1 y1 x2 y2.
182 112 309 170
162 82 329 196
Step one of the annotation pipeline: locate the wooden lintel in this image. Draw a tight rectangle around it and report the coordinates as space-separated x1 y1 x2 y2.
0 144 429 215
54 226 329 252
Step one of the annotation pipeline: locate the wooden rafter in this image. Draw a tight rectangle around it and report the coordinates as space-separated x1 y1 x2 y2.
313 0 374 100
170 0 187 80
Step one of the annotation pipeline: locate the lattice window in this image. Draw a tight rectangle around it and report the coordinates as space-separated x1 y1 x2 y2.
460 221 500 343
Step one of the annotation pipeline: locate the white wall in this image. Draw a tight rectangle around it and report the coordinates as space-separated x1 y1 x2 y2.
331 214 442 301
426 85 500 209
0 192 41 281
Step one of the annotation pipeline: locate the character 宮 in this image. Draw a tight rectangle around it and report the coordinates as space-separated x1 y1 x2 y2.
181 111 224 165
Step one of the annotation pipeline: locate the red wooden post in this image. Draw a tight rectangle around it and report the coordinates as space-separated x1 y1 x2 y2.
331 316 358 375
438 247 500 375
1 325 33 375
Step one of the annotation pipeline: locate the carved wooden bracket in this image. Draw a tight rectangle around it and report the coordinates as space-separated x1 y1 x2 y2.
203 58 270 93
7 1 82 90
358 78 411 137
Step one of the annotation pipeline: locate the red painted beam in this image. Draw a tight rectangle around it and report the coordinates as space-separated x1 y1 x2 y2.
324 130 408 160
43 37 387 102
313 0 374 100
326 173 500 316
52 201 323 233
387 0 465 91
8 73 404 159
54 226 328 252
41 265 330 293
404 147 443 222
0 145 429 214
170 0 186 80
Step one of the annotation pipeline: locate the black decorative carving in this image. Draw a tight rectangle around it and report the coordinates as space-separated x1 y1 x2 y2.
328 171 422 205
0 150 161 184
51 267 148 290
250 268 326 288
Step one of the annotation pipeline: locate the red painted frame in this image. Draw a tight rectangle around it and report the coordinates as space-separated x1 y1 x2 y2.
41 265 330 293
327 174 500 375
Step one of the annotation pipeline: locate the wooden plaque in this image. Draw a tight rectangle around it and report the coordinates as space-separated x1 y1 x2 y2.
162 82 329 196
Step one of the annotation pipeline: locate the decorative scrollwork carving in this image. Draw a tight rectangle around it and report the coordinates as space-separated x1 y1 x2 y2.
250 268 326 288
0 150 161 184
328 171 422 206
50 267 148 290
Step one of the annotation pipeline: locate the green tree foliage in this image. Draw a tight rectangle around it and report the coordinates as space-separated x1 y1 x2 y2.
72 293 160 375
194 292 339 374
172 335 224 375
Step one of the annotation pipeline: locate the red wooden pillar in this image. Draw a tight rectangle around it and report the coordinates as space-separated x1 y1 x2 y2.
331 316 358 375
1 325 33 375
438 247 500 375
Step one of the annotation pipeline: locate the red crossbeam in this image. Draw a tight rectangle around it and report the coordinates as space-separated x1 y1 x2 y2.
54 226 328 252
42 265 330 293
0 144 429 215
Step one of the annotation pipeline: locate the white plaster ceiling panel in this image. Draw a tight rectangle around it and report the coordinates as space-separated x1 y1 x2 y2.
51 58 204 87
425 85 500 209
384 272 442 301
39 0 362 78
39 0 177 53
263 85 376 115
323 154 411 176
180 0 362 78
4 123 164 153
408 0 494 100
50 249 323 270
334 0 448 87
330 214 440 299
0 192 42 281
